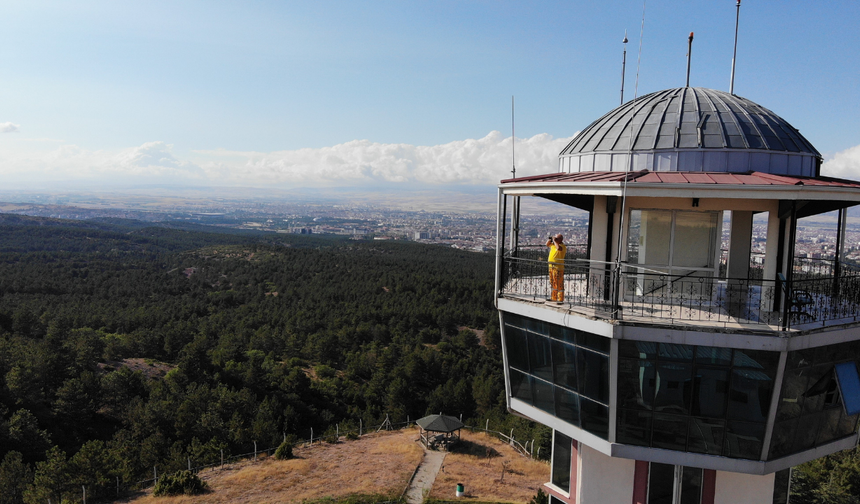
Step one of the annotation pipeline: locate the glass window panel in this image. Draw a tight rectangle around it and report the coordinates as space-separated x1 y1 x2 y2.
733 349 780 371
638 210 672 266
687 417 725 456
727 368 773 422
692 367 728 417
577 349 610 404
801 365 832 414
619 340 656 360
786 348 815 369
773 469 790 504
680 466 703 504
509 368 533 404
503 312 526 329
652 413 689 451
555 387 581 427
836 410 859 440
617 358 656 410
724 420 765 460
768 418 799 459
814 343 844 366
616 408 652 446
504 324 529 371
814 407 845 446
659 343 695 362
647 463 675 504
673 211 718 268
793 412 823 454
552 340 578 392
534 378 555 415
775 367 807 421
528 332 553 381
577 331 611 354
525 317 546 335
654 362 693 414
627 209 641 264
580 397 609 440
551 431 572 492
695 346 732 366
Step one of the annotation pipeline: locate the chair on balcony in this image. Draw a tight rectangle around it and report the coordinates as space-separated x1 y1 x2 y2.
777 273 814 321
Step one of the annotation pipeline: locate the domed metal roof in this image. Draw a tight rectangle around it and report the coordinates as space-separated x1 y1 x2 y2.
558 87 821 176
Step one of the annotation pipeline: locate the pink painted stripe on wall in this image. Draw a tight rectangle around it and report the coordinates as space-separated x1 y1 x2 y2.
631 460 649 504
701 469 716 504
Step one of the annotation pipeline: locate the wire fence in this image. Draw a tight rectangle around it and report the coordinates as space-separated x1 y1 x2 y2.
113 414 545 502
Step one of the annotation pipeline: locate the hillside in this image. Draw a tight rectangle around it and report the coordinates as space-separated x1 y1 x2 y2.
0 215 550 503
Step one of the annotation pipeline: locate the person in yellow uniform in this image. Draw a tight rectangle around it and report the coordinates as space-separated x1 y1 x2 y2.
546 234 566 303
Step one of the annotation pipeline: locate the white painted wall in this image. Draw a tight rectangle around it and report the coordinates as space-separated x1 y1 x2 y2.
713 470 774 504
577 443 635 504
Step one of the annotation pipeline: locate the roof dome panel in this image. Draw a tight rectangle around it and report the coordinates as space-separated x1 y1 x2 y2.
558 88 821 177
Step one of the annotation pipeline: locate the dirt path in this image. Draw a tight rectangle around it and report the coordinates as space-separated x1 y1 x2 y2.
405 445 447 504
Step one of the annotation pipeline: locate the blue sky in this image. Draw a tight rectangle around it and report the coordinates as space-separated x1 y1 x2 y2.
1 1 858 191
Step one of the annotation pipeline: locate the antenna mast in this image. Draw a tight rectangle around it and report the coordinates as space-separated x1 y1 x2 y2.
620 31 628 105
730 0 741 94
686 32 694 87
511 96 516 178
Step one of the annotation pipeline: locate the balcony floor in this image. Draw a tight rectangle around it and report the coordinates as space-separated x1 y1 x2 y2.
502 274 860 335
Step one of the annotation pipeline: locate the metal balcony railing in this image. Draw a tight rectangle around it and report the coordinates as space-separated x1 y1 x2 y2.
500 255 860 332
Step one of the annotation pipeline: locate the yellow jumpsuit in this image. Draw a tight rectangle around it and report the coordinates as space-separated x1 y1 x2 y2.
548 243 566 302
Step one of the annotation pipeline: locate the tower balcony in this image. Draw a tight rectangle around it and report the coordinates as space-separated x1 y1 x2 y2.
500 253 860 334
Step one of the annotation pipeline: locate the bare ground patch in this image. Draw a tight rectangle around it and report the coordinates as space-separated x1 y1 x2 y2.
429 431 548 503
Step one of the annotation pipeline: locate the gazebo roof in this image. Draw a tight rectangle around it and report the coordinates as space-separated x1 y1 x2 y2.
416 414 464 433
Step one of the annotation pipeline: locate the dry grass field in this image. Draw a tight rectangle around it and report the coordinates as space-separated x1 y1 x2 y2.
121 427 548 504
428 431 548 503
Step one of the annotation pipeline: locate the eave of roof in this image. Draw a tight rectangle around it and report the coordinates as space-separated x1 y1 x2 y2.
499 171 860 202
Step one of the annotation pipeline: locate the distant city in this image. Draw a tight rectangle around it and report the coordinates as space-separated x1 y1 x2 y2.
1 191 859 262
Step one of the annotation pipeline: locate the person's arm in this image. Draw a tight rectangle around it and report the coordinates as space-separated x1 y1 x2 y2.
546 236 553 247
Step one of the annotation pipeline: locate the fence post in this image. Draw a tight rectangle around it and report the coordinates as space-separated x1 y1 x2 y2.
360 419 363 437
82 485 86 504
407 415 410 426
220 449 224 469
460 413 463 422
116 476 120 497
310 428 313 445
510 429 514 445
485 419 489 431
154 466 157 486
254 441 258 462
188 457 191 471
336 424 339 441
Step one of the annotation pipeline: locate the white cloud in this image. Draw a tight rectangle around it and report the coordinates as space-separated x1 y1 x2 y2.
0 122 20 133
196 131 574 187
821 144 860 180
0 132 575 189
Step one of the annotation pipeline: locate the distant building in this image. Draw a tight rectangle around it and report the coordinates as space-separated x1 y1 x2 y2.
414 231 431 240
495 87 860 504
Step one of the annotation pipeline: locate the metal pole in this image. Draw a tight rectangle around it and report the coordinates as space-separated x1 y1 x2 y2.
221 449 224 469
485 419 489 431
686 32 694 87
621 32 628 105
360 419 363 436
82 485 86 504
254 441 258 462
511 96 516 179
154 466 157 486
730 0 741 94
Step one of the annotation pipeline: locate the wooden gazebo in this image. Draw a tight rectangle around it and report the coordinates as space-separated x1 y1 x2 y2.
416 414 463 450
